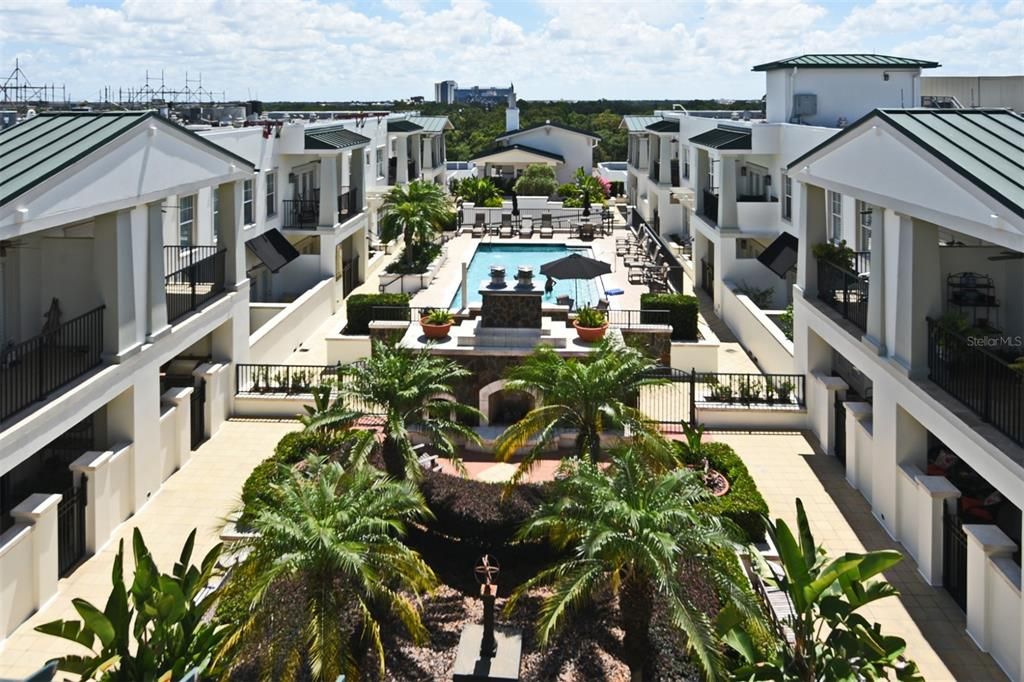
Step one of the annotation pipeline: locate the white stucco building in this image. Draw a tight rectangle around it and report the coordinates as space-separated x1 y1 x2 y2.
790 107 1024 680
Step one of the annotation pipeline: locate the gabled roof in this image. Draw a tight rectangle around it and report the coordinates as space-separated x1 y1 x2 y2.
787 108 1024 219
620 115 662 132
387 119 422 133
305 125 371 151
496 121 601 141
645 119 679 133
752 54 940 71
408 116 453 133
0 111 254 206
471 143 565 163
688 125 752 151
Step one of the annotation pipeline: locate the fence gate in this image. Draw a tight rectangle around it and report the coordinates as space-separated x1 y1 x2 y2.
190 379 206 450
638 367 694 432
942 510 968 611
834 394 847 465
57 481 87 576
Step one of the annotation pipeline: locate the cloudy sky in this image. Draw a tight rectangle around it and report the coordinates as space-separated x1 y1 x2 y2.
1 0 1021 102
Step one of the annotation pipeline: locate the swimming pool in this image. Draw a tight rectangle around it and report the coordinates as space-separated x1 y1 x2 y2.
450 244 607 309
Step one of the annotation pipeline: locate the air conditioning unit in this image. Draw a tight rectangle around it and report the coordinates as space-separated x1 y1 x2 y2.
792 94 817 117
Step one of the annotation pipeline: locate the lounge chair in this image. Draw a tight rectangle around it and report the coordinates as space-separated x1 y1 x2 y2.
556 294 574 309
539 213 554 238
519 219 533 238
471 213 486 238
499 218 514 238
579 222 596 241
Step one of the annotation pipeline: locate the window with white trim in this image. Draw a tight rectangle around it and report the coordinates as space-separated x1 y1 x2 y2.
211 190 219 244
828 190 843 243
376 147 385 179
265 171 277 217
243 179 254 225
178 195 195 246
857 200 873 251
782 174 792 221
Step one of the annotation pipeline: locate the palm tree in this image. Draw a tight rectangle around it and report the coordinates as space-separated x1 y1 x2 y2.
296 384 378 468
455 176 503 207
493 338 665 480
507 447 761 681
338 341 482 479
379 180 451 269
219 459 438 681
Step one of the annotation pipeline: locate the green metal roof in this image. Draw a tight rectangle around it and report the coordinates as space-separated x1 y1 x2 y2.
305 125 371 151
387 119 423 133
688 125 752 150
471 143 565 163
620 115 662 132
408 116 452 133
787 108 1024 219
752 54 940 71
0 111 254 207
646 119 679 133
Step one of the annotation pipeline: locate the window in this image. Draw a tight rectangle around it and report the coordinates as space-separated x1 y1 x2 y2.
265 171 277 217
178 195 195 246
211 190 219 245
857 200 873 251
243 179 254 225
735 238 765 259
828 190 843 243
376 147 385 179
782 174 792 221
682 147 690 179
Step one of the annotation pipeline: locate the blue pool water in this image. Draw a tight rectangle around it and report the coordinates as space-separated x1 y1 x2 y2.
450 244 607 309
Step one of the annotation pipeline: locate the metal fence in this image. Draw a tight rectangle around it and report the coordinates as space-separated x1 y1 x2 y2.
0 306 105 423
283 199 319 229
602 309 670 328
927 319 1023 446
165 247 226 324
816 259 868 332
235 363 382 415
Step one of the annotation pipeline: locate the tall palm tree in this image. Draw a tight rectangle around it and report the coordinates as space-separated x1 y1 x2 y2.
218 459 437 681
379 180 451 268
506 447 762 681
493 338 665 481
338 341 482 479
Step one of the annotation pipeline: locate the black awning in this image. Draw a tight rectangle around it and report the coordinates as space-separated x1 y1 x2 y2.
757 232 799 278
245 229 300 273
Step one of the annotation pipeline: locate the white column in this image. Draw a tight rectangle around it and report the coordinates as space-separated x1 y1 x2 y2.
811 371 847 456
718 156 737 228
659 136 672 186
796 183 827 296
11 493 62 615
145 201 170 341
217 182 248 292
864 206 886 354
893 215 941 378
397 136 409 184
318 156 339 226
913 472 960 585
70 449 115 554
844 401 872 489
422 136 431 174
963 524 1017 652
94 209 140 360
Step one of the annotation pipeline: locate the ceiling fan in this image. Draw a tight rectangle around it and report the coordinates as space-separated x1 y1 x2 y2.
988 250 1024 261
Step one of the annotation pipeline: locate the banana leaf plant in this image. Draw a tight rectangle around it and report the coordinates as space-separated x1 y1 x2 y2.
35 528 231 682
717 499 923 681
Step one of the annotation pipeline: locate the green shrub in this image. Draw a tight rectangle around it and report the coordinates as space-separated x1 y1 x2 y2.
812 240 855 270
575 306 606 328
641 292 699 341
675 441 768 542
776 304 793 341
384 241 443 275
344 293 410 335
513 164 558 197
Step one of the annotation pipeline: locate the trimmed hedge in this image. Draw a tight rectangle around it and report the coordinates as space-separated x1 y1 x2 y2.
675 441 769 542
418 468 551 546
641 293 699 341
344 293 410 335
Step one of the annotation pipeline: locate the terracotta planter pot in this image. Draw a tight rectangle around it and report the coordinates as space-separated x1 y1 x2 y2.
420 317 453 339
573 320 608 343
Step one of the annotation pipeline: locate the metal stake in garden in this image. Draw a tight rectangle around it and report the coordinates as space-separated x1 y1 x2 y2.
452 554 523 681
475 555 500 658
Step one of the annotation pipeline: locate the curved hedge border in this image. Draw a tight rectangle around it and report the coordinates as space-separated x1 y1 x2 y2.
675 440 769 542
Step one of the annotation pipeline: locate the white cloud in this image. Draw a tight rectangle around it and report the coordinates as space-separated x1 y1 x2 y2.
0 0 1019 101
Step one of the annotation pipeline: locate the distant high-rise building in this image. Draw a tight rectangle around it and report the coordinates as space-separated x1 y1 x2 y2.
434 80 457 104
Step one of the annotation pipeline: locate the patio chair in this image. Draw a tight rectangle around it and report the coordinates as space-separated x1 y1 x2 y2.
500 213 513 229
519 219 533 238
499 219 514 238
471 213 486 238
556 294 574 309
539 213 554 238
595 298 610 311
579 223 596 241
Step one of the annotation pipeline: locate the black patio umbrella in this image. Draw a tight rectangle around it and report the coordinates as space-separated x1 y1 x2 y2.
511 191 520 216
540 253 611 306
582 188 592 217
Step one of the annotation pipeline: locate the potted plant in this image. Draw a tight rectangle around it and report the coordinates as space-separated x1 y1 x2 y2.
420 308 455 339
774 379 795 404
573 307 608 342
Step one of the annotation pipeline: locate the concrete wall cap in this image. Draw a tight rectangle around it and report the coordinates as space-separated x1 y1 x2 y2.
0 524 32 559
161 386 195 404
11 493 62 519
811 371 848 390
844 401 873 419
963 524 1018 554
368 320 411 330
70 449 114 473
914 474 962 498
194 362 225 378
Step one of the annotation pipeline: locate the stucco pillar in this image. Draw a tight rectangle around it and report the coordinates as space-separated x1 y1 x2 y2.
844 401 872 490
145 201 170 341
639 135 650 169
94 209 140 360
217 182 247 292
912 472 960 586
162 387 193 469
659 136 672 186
11 493 62 614
811 370 847 456
963 524 1017 652
422 136 431 173
864 207 886 354
397 136 409 185
70 449 115 554
718 156 737 228
195 363 229 440
318 156 339 226
893 215 941 378
797 184 827 297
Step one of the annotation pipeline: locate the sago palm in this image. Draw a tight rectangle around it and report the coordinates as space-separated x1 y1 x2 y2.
493 338 665 480
338 341 482 479
507 446 762 681
455 176 503 207
379 180 450 267
218 459 438 681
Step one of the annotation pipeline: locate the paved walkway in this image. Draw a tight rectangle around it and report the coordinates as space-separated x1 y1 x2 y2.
0 420 299 679
712 431 1007 682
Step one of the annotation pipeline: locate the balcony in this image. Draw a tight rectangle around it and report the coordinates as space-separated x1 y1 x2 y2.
701 190 719 225
0 306 105 424
164 246 227 324
284 187 363 230
816 253 870 333
928 319 1024 447
338 187 361 221
736 197 780 230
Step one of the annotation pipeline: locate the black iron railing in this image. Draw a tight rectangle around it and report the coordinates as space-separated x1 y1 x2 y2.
236 363 341 395
0 306 105 423
57 482 87 576
816 259 868 332
283 199 320 229
629 208 686 292
341 257 361 297
694 372 806 408
371 306 437 323
702 190 719 224
927 319 1024 446
338 187 361 219
604 309 670 328
165 247 226 324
